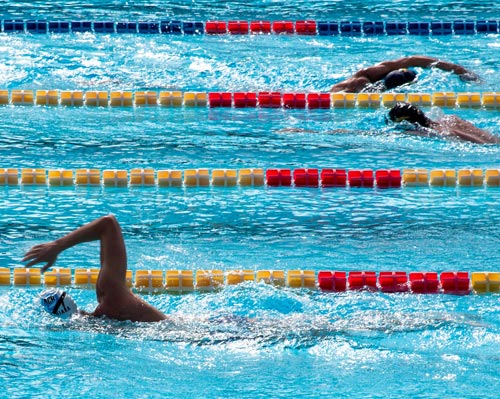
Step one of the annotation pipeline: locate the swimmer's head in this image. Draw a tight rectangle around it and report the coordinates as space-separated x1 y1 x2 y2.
361 69 417 93
383 69 417 90
387 102 432 128
39 288 77 319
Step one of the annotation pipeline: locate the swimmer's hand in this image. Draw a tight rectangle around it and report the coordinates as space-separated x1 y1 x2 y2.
22 241 62 272
459 71 481 82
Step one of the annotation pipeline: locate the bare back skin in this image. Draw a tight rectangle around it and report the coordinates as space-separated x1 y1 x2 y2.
330 55 477 93
23 215 167 322
430 116 500 144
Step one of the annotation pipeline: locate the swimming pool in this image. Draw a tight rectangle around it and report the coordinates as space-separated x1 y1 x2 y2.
1 1 500 398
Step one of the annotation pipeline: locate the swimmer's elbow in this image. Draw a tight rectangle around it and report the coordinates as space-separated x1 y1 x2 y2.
101 214 118 225
99 214 121 233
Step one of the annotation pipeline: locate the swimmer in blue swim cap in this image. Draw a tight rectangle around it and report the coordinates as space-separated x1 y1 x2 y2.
331 55 480 93
39 288 77 319
387 102 500 144
24 215 167 323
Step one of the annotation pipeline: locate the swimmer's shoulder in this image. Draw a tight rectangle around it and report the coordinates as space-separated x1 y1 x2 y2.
331 76 372 93
438 116 486 136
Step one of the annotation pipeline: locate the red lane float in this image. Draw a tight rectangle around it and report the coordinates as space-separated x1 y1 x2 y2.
283 93 306 109
208 92 232 107
233 92 257 108
348 170 375 188
317 271 347 292
250 21 272 34
379 271 408 293
228 20 249 34
258 92 281 108
272 21 295 34
266 169 292 186
409 272 440 293
205 21 227 34
318 271 475 294
307 93 331 109
440 271 470 295
348 271 378 291
295 20 317 35
320 169 347 187
375 170 402 188
293 168 319 187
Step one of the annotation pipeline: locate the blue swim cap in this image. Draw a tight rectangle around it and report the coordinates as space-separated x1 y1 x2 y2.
384 69 417 89
39 288 77 319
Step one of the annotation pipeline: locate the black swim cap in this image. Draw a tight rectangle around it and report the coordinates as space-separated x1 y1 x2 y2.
383 69 417 89
388 102 431 127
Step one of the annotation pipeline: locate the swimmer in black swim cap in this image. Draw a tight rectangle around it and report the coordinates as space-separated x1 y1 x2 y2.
279 102 499 144
383 69 417 90
362 68 417 93
386 102 500 144
331 55 480 93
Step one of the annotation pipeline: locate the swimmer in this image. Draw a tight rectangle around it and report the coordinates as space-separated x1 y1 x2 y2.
387 102 500 144
330 55 480 93
23 215 167 322
278 103 498 144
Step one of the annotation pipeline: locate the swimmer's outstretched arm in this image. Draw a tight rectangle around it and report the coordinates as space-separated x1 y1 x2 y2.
388 56 478 80
354 56 478 82
331 55 479 92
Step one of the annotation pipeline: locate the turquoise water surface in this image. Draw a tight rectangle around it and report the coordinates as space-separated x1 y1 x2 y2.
1 1 500 398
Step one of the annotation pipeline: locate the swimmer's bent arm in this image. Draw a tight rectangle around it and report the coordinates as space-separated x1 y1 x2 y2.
359 56 476 82
331 55 479 92
389 56 477 79
22 216 127 285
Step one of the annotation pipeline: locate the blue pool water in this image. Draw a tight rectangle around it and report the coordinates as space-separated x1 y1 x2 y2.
1 1 500 398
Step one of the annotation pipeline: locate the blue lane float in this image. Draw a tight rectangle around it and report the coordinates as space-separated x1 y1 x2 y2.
1 19 499 35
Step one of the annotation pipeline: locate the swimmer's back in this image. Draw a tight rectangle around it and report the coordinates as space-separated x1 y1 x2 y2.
93 287 168 322
435 116 500 144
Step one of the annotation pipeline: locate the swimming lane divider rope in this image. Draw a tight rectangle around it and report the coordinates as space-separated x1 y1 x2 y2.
1 20 499 36
2 90 500 109
3 268 499 295
2 167 500 189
